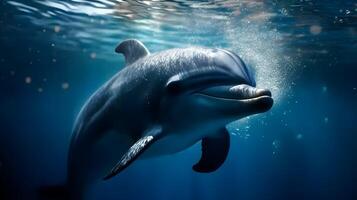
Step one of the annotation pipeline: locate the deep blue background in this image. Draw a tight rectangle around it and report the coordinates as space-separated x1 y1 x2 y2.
0 1 356 200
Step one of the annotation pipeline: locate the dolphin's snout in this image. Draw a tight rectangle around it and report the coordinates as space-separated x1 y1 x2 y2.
228 84 271 99
199 84 273 101
255 88 272 97
228 84 273 113
254 93 274 112
243 86 273 113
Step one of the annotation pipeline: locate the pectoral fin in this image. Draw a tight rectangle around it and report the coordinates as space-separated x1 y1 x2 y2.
193 128 230 173
103 126 162 180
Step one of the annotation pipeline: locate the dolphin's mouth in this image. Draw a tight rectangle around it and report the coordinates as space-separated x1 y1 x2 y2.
198 84 271 100
196 84 273 107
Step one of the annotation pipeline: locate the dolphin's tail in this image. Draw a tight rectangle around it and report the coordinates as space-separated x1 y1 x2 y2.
38 184 69 200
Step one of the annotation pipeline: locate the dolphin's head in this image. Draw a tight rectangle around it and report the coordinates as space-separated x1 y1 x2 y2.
162 48 273 130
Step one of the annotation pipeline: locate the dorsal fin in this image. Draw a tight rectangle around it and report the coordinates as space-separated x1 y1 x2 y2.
115 39 150 66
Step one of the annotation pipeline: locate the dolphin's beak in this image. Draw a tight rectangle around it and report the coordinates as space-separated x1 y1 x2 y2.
200 84 271 100
197 84 273 113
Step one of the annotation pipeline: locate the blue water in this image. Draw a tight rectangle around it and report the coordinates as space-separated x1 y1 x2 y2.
0 0 356 199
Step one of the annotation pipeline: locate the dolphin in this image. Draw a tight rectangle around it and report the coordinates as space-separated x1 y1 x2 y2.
66 39 273 198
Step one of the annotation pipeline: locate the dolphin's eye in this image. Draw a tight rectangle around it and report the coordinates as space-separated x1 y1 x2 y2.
166 74 182 95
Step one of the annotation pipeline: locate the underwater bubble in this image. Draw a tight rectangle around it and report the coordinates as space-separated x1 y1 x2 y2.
320 49 328 54
310 25 322 35
272 139 280 149
38 87 43 93
272 139 280 155
324 117 329 123
223 7 298 104
272 139 279 147
90 52 96 59
280 8 288 16
25 76 32 84
296 134 303 140
54 25 61 33
62 82 69 90
228 119 252 139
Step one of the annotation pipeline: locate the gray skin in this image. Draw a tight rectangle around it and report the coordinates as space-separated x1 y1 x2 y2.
67 39 273 198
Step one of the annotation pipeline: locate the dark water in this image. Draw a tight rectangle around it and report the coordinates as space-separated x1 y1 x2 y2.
0 0 356 199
